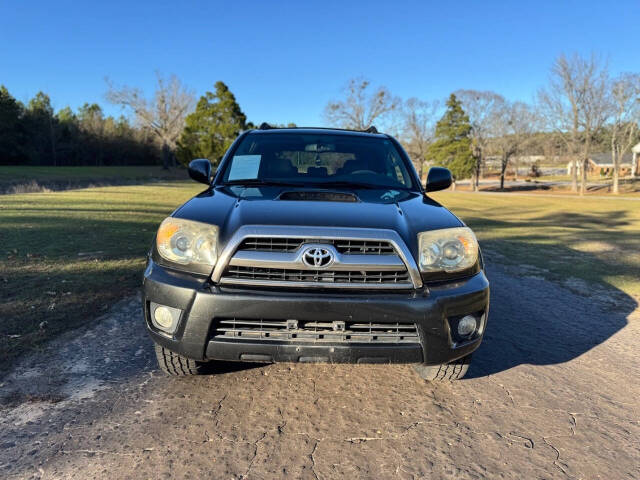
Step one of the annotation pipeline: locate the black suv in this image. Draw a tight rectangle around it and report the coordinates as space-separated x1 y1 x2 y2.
143 127 489 380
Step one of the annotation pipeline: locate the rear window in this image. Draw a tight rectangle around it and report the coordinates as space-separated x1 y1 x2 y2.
221 132 415 189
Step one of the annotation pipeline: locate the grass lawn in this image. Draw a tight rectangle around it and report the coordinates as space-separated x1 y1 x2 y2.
1 184 639 372
456 176 640 195
0 166 186 193
0 181 202 370
432 191 640 301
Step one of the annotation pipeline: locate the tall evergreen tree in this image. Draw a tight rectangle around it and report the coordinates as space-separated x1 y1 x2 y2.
23 92 59 165
428 94 474 181
177 81 248 166
0 85 26 164
77 103 106 165
55 106 79 165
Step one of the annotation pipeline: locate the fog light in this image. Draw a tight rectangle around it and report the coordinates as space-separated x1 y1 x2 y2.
154 306 173 328
150 302 181 334
457 315 477 338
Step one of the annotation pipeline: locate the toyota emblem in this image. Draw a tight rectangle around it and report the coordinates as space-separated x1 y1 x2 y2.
302 246 334 268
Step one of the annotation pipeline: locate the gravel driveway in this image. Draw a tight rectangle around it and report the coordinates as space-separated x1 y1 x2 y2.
1 262 638 479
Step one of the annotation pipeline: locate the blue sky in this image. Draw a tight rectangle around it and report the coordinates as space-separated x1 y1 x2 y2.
1 0 639 126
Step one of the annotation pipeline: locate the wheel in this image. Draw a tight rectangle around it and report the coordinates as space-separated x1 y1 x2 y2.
154 344 210 376
413 354 472 381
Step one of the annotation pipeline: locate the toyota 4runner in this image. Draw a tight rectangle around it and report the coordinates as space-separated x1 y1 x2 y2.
143 126 489 381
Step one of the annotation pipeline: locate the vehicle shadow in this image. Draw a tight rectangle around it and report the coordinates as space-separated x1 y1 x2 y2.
465 248 637 379
448 206 640 379
205 361 264 375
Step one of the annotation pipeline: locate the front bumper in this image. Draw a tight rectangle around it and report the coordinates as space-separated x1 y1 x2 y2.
142 259 490 365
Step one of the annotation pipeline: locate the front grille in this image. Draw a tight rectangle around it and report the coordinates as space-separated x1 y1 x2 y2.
213 318 420 344
237 237 396 255
225 266 410 284
239 237 302 252
217 230 419 290
333 240 395 255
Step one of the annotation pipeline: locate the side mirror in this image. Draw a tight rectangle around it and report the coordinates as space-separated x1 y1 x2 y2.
188 159 212 185
425 167 452 192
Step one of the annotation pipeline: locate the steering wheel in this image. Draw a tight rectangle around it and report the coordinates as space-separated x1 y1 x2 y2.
351 169 376 175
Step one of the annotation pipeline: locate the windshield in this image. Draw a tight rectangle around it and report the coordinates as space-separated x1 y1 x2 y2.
219 132 416 190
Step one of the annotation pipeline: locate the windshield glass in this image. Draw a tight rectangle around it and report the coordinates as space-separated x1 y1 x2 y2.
220 132 416 190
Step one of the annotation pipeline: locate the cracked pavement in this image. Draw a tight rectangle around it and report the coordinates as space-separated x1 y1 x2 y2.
1 262 639 479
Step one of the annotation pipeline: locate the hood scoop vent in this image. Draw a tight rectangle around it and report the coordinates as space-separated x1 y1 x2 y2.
278 190 359 203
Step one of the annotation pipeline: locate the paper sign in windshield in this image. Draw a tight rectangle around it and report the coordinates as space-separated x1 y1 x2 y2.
228 155 261 180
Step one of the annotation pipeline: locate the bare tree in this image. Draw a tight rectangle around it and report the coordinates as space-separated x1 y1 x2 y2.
490 101 534 189
106 73 195 168
579 60 612 195
610 73 640 193
455 90 505 191
537 53 611 194
324 77 400 130
401 98 440 181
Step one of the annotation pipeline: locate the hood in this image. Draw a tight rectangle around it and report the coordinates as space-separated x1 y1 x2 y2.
173 186 463 254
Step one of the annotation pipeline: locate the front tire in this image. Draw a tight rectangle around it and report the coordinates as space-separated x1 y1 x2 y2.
154 344 210 376
413 354 472 381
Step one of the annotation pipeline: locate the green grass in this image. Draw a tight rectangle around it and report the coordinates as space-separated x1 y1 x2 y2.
432 191 640 300
0 166 186 193
2 184 639 372
0 181 202 369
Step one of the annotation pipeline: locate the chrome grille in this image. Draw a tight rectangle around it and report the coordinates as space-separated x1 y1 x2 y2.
239 237 302 252
224 266 410 284
238 237 396 255
334 240 395 255
213 318 420 344
213 227 422 290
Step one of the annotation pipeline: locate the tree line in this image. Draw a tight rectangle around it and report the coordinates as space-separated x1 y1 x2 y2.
0 87 160 166
104 77 292 169
2 52 639 195
325 55 640 194
0 75 254 169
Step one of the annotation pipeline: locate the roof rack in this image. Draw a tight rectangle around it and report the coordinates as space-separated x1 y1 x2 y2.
254 124 382 134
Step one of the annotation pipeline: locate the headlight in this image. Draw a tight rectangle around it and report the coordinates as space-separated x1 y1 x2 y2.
156 217 218 268
418 227 478 273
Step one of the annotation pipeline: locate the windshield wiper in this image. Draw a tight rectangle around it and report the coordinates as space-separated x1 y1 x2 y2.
307 181 407 190
222 179 303 187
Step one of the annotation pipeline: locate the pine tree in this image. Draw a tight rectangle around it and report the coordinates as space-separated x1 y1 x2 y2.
24 91 58 165
0 85 26 164
177 82 248 166
428 94 474 181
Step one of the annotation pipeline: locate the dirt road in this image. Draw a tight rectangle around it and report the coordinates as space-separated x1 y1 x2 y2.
1 262 639 479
